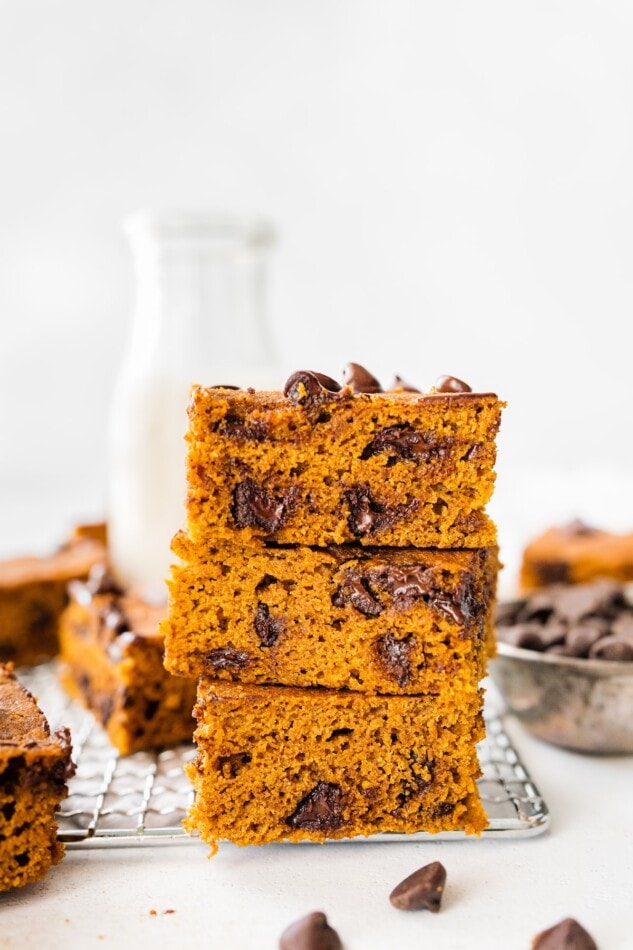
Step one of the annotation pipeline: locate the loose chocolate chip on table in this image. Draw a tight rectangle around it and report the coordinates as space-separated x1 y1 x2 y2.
434 375 472 394
341 362 383 393
286 781 344 832
531 916 597 950
283 370 341 408
389 860 447 912
279 911 343 950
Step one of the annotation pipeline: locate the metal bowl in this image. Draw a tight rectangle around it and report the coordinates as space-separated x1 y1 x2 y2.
489 642 633 754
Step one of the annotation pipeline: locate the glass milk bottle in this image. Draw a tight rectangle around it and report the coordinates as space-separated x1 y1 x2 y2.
107 211 278 598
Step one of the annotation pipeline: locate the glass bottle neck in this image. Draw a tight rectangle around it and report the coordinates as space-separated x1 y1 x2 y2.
122 211 278 386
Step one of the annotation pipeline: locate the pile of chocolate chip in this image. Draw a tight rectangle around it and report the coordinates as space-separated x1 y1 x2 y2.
496 579 633 661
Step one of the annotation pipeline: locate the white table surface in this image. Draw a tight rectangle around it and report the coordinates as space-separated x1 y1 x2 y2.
2 468 633 948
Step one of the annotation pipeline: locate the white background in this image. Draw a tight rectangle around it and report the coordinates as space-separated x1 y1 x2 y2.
2 7 633 948
2 2 633 575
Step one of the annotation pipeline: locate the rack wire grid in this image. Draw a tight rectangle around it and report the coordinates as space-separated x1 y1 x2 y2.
20 663 550 848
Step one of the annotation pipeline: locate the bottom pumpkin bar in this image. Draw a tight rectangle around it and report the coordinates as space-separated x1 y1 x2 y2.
185 679 487 852
58 569 197 755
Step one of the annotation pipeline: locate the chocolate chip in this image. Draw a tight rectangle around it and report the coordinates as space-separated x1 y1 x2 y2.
254 602 284 646
345 486 418 536
388 375 421 392
375 632 415 686
279 911 342 950
232 479 299 532
216 413 270 441
497 622 547 651
611 612 633 640
532 917 597 950
283 370 341 409
434 375 472 394
204 648 250 670
361 424 452 463
588 636 633 661
389 860 447 912
286 781 345 832
560 518 598 537
554 581 621 624
341 362 383 393
331 573 383 617
209 384 241 389
562 620 609 657
27 603 54 637
533 561 571 586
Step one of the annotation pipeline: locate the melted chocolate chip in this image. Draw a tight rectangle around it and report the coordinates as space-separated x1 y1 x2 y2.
434 374 472 393
279 911 343 950
286 781 345 832
204 648 250 670
209 384 241 390
283 370 341 409
375 632 415 686
216 413 270 441
254 602 284 646
331 574 382 617
389 861 447 912
232 479 299 533
345 486 418 536
341 362 383 393
532 917 597 950
361 424 452 463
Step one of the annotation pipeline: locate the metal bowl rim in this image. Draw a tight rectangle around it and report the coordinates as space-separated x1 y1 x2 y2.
494 640 633 676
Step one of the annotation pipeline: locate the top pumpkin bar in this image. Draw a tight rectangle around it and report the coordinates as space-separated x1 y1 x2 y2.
185 366 505 549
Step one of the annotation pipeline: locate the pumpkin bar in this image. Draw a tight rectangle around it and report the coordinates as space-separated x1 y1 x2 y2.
520 519 633 592
186 679 487 852
0 527 107 666
0 663 74 891
163 533 499 692
185 370 504 549
58 568 196 755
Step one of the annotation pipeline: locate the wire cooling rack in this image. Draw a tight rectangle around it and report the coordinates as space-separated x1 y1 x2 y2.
20 663 549 848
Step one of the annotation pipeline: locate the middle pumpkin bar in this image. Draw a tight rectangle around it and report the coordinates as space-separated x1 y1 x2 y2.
162 532 499 695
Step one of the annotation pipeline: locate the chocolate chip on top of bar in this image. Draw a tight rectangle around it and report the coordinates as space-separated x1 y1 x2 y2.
280 364 480 401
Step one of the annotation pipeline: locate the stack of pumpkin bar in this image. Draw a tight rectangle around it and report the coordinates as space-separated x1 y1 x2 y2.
162 364 505 853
